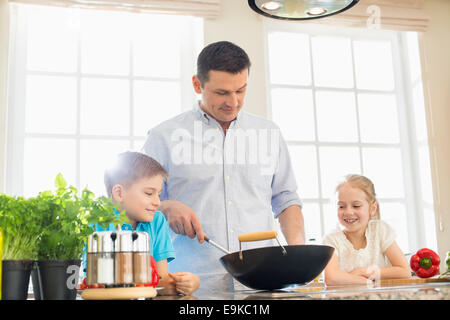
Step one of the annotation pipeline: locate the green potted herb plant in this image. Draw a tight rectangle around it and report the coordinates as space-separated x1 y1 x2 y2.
0 194 44 300
33 174 127 300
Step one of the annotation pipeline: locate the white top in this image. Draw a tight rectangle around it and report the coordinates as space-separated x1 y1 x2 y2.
322 220 396 272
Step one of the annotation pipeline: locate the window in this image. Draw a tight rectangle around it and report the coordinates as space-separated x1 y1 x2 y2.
265 20 436 253
6 4 203 197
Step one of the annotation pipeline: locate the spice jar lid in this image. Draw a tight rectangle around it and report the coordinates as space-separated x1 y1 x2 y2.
115 231 133 252
97 231 115 252
87 233 98 253
133 231 150 252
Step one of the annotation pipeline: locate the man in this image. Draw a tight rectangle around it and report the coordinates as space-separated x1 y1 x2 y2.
142 41 304 290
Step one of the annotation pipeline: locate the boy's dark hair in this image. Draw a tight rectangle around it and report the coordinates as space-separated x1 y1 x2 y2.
197 41 251 86
104 151 168 197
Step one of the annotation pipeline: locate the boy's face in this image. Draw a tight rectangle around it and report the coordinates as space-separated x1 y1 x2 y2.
112 175 163 227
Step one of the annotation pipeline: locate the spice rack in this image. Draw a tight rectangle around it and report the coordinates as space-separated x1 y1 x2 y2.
81 229 159 300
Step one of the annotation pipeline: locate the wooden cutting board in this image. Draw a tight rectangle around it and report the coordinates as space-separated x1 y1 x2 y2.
378 277 450 285
81 286 157 300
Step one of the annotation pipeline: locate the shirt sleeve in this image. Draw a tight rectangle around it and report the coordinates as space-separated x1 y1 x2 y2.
271 129 303 217
151 212 176 263
378 220 396 253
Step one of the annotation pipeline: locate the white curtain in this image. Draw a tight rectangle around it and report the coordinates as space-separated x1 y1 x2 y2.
8 0 221 18
304 0 429 32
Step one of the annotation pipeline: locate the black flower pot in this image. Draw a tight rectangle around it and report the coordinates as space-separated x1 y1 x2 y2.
35 260 81 300
31 264 42 300
1 260 34 300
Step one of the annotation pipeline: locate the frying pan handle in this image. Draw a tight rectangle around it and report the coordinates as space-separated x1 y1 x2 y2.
238 230 278 242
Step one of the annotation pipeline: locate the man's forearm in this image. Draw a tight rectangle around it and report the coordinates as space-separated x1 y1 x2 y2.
278 205 305 245
158 200 176 219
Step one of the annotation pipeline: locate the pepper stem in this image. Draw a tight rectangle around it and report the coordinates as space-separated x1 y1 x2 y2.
419 257 432 269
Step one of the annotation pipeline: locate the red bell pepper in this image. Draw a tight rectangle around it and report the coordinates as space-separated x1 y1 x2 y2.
410 248 440 278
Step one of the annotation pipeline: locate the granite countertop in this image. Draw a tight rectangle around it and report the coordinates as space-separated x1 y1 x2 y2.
155 275 450 300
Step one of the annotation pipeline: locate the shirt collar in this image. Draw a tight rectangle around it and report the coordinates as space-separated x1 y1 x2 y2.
194 100 242 127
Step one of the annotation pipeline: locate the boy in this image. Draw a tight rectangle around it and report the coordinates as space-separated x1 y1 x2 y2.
84 151 200 296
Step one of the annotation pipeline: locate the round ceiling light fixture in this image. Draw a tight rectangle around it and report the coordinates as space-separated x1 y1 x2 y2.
248 0 360 20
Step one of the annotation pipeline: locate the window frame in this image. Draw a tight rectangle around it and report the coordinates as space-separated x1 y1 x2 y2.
263 19 432 251
5 4 203 197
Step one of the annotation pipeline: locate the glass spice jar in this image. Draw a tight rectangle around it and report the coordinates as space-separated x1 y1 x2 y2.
132 232 151 284
97 231 115 286
86 233 99 286
115 231 133 286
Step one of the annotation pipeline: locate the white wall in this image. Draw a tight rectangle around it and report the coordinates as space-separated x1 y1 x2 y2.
203 0 267 117
421 0 450 271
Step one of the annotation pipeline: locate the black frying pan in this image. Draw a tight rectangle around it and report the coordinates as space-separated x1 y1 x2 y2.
205 231 334 290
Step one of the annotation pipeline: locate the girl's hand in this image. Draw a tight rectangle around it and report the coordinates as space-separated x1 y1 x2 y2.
169 272 200 296
350 266 380 281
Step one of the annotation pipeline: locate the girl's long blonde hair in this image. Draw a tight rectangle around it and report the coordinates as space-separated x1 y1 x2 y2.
336 174 380 220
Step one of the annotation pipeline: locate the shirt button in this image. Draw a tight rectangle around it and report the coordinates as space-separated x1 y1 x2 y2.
228 201 232 206
226 175 230 180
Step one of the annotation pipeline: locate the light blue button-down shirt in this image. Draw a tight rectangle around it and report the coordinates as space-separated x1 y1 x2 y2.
142 102 302 277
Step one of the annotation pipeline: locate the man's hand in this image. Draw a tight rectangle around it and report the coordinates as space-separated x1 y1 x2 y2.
159 200 205 243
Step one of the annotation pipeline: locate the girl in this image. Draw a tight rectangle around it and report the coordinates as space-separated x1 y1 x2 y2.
323 174 411 285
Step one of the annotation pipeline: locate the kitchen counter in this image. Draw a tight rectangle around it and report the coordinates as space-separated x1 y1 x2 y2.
154 275 450 300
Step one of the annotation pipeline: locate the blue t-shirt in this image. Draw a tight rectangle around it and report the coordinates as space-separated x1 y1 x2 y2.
82 211 175 274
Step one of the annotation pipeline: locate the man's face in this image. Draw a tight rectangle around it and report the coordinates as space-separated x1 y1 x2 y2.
192 69 248 128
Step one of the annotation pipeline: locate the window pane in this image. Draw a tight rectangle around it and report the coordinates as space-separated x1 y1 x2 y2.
132 15 181 78
288 145 318 198
25 75 76 134
316 91 358 142
80 78 130 136
322 203 340 236
268 32 311 86
132 139 146 152
358 93 400 143
301 203 322 242
378 202 409 252
319 146 361 199
271 88 315 141
353 40 395 91
26 6 78 73
311 36 354 88
133 80 181 136
80 10 130 75
362 148 404 198
80 139 131 196
24 138 76 197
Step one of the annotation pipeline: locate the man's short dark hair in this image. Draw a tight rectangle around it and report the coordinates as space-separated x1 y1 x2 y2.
104 151 168 197
197 41 251 86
